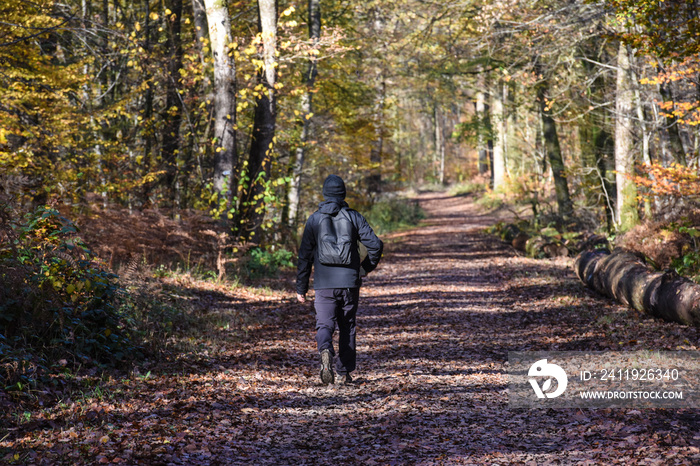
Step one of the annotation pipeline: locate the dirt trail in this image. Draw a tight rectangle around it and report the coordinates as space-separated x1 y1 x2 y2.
4 193 700 465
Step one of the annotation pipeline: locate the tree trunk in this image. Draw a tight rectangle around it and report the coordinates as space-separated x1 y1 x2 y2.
192 0 212 95
191 0 209 74
505 81 518 175
238 0 277 242
575 248 700 327
204 0 237 205
141 0 155 205
657 75 688 167
595 128 615 231
578 41 615 230
476 70 491 176
614 42 639 231
537 75 573 219
367 78 385 196
434 105 444 184
634 83 653 219
161 0 184 208
287 0 320 227
491 80 507 190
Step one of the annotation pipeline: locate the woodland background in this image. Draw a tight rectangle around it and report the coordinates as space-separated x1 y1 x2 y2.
2 0 700 237
2 0 700 407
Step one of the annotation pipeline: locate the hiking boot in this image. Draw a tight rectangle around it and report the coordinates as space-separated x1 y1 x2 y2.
336 373 353 385
320 349 334 385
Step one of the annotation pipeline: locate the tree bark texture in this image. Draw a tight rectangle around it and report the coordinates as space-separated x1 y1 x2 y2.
575 248 700 327
287 0 321 227
491 80 506 191
475 83 490 175
537 77 573 219
141 0 155 203
657 73 688 167
614 42 639 231
204 0 237 203
191 0 212 93
367 77 385 195
161 0 184 205
239 0 277 241
434 105 445 185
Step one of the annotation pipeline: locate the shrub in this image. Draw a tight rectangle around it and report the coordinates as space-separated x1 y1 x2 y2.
244 247 295 278
0 199 137 391
364 198 425 234
668 222 700 283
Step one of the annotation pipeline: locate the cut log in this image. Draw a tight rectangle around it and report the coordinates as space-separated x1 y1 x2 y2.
512 232 529 252
574 247 700 327
543 243 568 257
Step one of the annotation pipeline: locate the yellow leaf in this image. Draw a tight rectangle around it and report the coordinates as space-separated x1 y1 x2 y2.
135 22 141 31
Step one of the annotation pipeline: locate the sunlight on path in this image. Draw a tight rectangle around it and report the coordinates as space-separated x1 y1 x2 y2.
218 192 696 465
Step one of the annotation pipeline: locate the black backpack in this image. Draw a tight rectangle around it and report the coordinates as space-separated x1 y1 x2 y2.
317 208 354 266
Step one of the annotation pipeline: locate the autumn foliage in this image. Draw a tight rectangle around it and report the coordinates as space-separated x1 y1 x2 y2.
635 163 700 202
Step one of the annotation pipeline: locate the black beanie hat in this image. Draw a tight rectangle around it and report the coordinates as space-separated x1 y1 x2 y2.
322 175 346 200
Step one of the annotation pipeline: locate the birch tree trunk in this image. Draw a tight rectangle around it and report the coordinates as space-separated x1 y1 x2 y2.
287 0 320 227
434 106 444 184
161 0 184 207
614 42 639 231
491 80 507 190
239 0 277 241
635 82 652 219
475 71 490 175
367 77 385 196
204 0 237 205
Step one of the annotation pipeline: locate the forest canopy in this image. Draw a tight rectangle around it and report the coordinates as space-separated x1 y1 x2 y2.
0 0 699 242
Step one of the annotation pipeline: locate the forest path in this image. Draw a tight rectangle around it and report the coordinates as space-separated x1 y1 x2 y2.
5 193 699 465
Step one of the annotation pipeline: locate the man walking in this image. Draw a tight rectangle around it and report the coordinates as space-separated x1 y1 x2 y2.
296 175 383 385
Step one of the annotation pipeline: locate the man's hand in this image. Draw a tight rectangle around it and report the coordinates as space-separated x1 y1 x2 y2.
297 293 306 304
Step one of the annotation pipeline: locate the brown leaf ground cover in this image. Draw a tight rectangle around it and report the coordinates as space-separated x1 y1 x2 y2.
3 193 700 465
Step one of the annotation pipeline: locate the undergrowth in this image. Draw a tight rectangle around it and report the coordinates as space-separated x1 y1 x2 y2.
244 247 295 279
0 195 138 393
0 193 207 397
364 197 426 234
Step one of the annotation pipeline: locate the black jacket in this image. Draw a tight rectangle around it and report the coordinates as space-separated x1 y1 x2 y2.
296 199 383 294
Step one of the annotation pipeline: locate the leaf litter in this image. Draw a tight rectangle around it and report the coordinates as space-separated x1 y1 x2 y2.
2 193 700 465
